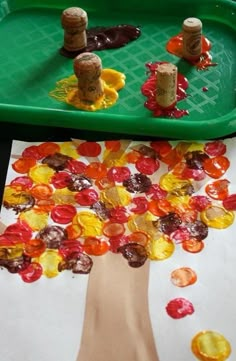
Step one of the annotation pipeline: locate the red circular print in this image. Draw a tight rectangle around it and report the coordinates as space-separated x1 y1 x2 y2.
5 221 32 242
130 197 148 214
19 262 43 283
0 234 15 246
77 142 102 157
59 240 83 258
109 235 128 253
109 206 129 223
223 194 236 211
10 176 33 190
66 159 87 174
135 156 160 175
107 166 131 182
189 196 211 212
182 167 206 181
166 297 194 319
146 184 167 200
171 228 190 244
105 140 121 152
51 172 71 189
22 145 43 160
204 140 226 156
37 142 60 157
75 189 99 206
150 141 172 157
51 205 77 224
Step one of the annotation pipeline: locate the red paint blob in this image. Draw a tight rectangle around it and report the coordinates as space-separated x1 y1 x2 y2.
77 142 101 157
19 262 43 283
166 33 217 70
51 205 77 224
141 62 189 118
135 156 160 175
10 176 33 190
223 194 236 211
130 197 148 214
51 171 71 189
166 297 194 319
204 141 226 157
109 206 129 223
67 159 87 174
107 166 131 182
75 188 99 206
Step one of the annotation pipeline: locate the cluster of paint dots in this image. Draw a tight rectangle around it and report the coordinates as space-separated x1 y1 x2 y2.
1 139 235 360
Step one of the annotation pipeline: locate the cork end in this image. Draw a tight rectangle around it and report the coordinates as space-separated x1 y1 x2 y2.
182 17 202 32
74 52 102 77
61 7 88 29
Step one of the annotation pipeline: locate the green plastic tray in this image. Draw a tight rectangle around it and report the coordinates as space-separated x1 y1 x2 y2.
0 0 235 139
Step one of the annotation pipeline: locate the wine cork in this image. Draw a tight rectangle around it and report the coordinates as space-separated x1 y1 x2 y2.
182 17 202 60
74 52 104 102
61 7 88 52
156 63 177 109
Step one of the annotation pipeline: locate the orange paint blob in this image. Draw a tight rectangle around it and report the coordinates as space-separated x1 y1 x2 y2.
30 184 53 200
203 156 230 179
83 237 110 256
85 162 107 180
182 239 204 253
171 267 197 287
166 33 217 70
12 157 36 174
24 238 46 257
127 231 149 246
103 222 125 237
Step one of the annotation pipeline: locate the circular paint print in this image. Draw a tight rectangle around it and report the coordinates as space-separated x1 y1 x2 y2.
171 267 197 287
166 297 194 319
191 330 231 361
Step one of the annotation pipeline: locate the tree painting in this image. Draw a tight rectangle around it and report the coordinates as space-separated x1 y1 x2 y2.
0 138 234 361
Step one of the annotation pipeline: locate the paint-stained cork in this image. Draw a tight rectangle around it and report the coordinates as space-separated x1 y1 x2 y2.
61 7 88 52
182 17 202 60
156 63 177 109
74 52 104 102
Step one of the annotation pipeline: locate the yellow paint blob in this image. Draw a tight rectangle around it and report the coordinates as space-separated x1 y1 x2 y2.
59 141 78 159
146 235 175 260
160 173 192 193
36 250 62 278
77 211 103 237
187 142 204 152
29 164 55 184
52 188 76 205
3 187 31 207
127 212 159 239
19 209 48 231
191 330 231 361
201 206 234 229
0 245 24 259
100 186 131 207
103 149 128 167
49 69 125 111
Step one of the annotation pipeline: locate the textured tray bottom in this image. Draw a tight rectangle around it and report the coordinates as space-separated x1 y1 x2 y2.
0 7 235 122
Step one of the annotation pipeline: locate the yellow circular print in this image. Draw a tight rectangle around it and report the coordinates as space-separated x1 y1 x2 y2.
146 235 175 260
29 164 55 184
191 330 231 361
201 206 234 229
